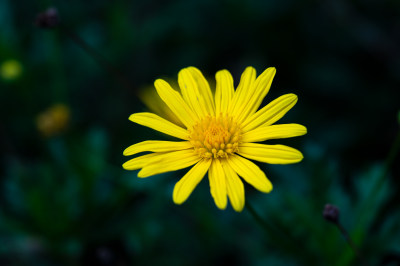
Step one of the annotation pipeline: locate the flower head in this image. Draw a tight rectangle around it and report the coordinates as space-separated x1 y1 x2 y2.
35 7 60 29
323 204 340 224
1 59 22 81
37 104 70 137
123 67 307 212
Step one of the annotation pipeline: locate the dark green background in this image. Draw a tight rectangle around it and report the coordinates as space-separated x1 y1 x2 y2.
1 0 399 265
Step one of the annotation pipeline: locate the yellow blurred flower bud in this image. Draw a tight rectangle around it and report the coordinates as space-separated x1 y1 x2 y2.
1 59 23 81
37 104 70 137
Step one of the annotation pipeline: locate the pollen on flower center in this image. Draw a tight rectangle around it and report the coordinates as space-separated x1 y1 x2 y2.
188 114 241 159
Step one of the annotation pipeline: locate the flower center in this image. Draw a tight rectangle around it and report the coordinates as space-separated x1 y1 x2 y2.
189 114 241 159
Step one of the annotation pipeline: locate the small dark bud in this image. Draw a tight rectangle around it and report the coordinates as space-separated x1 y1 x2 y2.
323 204 340 224
35 7 59 29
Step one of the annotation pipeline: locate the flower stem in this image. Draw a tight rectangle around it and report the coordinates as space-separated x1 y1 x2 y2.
359 127 400 222
245 201 275 232
245 201 299 254
335 222 361 258
59 24 134 91
352 125 400 265
372 128 400 199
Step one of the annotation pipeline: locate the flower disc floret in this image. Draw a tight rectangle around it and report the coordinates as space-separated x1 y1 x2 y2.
189 114 241 159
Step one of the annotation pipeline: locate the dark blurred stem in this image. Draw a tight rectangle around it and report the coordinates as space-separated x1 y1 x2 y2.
335 222 360 257
59 24 133 91
245 201 275 233
360 128 400 219
245 201 298 253
335 222 369 266
371 128 400 199
353 127 400 265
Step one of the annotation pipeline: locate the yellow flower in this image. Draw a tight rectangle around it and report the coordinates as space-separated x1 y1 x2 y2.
1 59 22 81
123 67 307 212
37 104 70 137
139 81 184 127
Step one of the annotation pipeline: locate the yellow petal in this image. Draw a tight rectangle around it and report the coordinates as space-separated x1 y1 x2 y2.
122 153 162 170
242 93 298 132
123 140 192 156
246 67 276 115
208 159 227 210
239 143 304 164
154 79 198 128
221 160 245 212
236 67 276 123
186 67 215 115
178 68 208 118
241 124 307 143
215 70 234 114
173 159 212 204
229 67 256 118
226 155 272 193
138 149 200 177
139 87 184 127
129 112 189 140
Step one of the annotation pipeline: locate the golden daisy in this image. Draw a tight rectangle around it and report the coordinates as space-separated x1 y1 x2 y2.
123 67 307 212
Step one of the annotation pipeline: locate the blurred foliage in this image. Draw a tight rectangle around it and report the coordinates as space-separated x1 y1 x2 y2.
1 0 400 265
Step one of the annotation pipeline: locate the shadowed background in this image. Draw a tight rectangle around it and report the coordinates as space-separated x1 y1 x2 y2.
1 0 400 265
